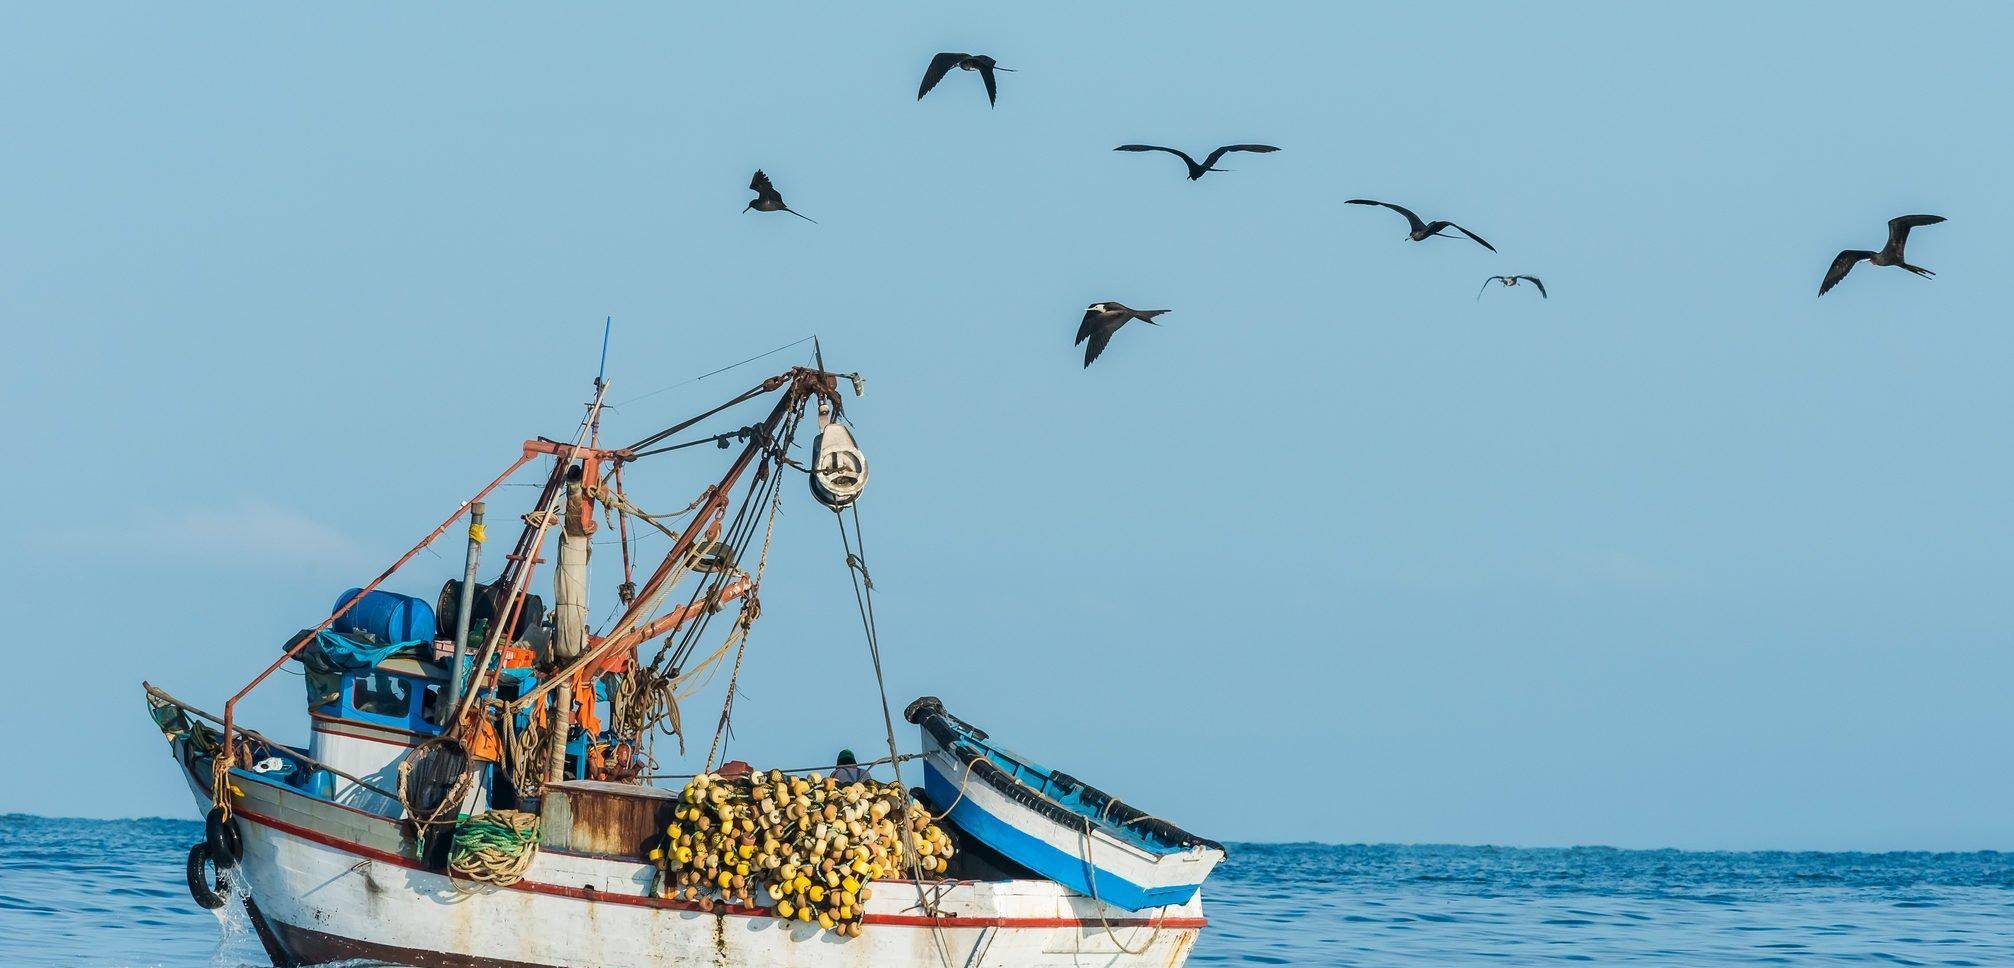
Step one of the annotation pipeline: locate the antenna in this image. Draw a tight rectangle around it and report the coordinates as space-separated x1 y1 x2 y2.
595 315 614 390
590 316 613 444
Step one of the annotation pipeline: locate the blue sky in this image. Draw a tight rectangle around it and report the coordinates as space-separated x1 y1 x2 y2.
3 3 2011 850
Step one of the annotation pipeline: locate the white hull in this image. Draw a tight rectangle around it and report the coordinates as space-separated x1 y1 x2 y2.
188 761 1204 967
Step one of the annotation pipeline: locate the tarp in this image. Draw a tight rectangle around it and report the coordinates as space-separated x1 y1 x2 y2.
295 629 425 708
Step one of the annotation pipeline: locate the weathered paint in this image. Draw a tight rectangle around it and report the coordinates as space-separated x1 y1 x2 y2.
183 755 1204 967
540 780 678 859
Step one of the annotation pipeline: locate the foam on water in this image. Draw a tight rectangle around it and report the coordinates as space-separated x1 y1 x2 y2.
4 816 2012 966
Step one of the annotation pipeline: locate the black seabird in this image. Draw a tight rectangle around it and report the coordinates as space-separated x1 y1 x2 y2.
743 170 816 223
1076 302 1169 368
918 53 1013 106
1345 199 1495 251
1478 275 1547 300
1819 215 1946 296
1112 144 1280 181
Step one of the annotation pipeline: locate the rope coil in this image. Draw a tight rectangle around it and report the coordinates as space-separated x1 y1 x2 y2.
398 737 477 854
448 810 542 887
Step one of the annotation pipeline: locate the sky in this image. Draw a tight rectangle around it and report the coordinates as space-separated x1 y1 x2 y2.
2 3 2011 852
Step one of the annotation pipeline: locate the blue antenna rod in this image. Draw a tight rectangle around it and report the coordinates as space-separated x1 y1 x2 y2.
596 315 613 388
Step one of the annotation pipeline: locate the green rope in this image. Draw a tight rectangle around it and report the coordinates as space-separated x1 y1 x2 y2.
448 810 542 886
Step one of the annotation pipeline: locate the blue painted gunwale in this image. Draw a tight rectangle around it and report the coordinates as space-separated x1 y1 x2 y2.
923 759 1204 910
939 730 1192 856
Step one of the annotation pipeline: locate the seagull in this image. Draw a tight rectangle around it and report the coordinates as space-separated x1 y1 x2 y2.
1818 215 1946 296
1345 199 1495 251
743 170 816 223
1478 275 1547 300
1075 302 1169 368
1112 144 1280 181
918 53 1014 106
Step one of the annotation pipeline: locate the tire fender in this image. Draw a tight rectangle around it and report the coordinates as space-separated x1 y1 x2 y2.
185 843 227 910
204 806 244 870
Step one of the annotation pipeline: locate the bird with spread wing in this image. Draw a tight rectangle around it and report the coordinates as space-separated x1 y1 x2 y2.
1112 143 1280 181
742 170 816 223
1819 215 1946 296
1346 199 1495 251
918 52 1014 107
1478 275 1547 300
1075 302 1170 368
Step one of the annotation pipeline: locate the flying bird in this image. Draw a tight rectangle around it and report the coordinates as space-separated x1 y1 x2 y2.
1818 214 1946 296
743 170 816 223
1345 199 1495 251
1478 275 1547 300
918 53 1014 106
1075 302 1169 368
1112 144 1280 181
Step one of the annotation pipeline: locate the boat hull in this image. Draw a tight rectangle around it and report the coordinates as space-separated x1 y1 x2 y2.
179 753 1203 967
921 747 1220 911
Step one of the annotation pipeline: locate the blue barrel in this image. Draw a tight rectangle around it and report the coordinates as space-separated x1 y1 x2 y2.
331 588 438 643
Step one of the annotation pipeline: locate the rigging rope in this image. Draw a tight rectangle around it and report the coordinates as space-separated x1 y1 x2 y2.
611 401 804 773
624 382 773 453
834 504 958 968
638 751 920 781
1074 826 1171 956
502 701 548 797
704 613 754 771
612 462 635 604
588 483 710 542
704 471 786 770
612 336 815 409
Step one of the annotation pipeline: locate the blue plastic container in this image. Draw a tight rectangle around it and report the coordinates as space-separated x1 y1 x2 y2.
331 587 438 643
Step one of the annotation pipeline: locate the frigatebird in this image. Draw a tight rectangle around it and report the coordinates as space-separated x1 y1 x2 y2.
1819 214 1946 296
1345 199 1495 251
918 53 1013 106
1478 275 1547 300
1076 302 1169 368
1112 144 1279 181
743 170 816 223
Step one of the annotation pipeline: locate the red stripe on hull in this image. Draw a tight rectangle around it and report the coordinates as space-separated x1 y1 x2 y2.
311 720 422 748
233 804 1208 931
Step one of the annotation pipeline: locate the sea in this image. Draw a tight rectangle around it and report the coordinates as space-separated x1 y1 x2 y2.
4 815 2013 966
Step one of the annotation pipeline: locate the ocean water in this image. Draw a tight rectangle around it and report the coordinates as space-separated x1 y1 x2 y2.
5 815 2014 966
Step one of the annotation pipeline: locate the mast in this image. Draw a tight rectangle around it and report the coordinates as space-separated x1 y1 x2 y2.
545 345 609 786
443 500 485 715
547 470 594 784
507 387 799 714
489 367 844 788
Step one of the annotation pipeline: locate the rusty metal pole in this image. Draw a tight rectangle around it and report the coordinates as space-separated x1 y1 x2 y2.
217 453 534 812
545 681 573 786
444 501 485 716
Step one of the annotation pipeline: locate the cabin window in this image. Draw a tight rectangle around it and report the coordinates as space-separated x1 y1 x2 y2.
422 685 445 726
352 672 414 718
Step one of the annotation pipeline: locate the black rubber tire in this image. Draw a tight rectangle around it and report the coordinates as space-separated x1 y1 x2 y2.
185 843 227 910
204 806 243 869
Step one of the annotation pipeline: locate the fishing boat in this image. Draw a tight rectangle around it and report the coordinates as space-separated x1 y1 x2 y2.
142 360 1218 967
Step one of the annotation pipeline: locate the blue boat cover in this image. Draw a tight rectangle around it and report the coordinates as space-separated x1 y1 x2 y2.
293 630 426 708
308 629 420 670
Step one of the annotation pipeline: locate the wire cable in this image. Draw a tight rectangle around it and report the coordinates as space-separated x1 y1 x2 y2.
613 336 815 408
